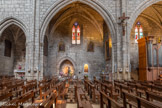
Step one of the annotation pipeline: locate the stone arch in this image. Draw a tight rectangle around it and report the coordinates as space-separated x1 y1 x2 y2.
127 0 162 69
57 57 76 75
49 7 104 38
40 0 116 75
0 17 27 38
40 0 116 44
128 0 162 39
0 19 27 76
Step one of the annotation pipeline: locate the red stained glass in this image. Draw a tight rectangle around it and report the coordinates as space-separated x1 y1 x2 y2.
72 26 75 32
77 26 80 32
136 35 138 39
72 24 80 44
73 36 75 40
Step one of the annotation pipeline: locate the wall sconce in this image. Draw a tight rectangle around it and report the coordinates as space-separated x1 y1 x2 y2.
126 68 129 72
119 68 122 72
34 68 37 73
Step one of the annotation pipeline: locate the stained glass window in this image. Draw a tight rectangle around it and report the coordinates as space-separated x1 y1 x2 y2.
72 25 75 44
77 25 80 44
135 26 138 43
72 22 80 45
135 22 143 43
139 25 143 39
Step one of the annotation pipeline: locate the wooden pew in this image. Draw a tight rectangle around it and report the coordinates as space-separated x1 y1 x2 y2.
2 91 35 108
23 82 37 94
122 90 162 108
39 82 51 100
84 79 100 103
136 84 147 97
114 82 129 98
93 77 101 91
103 79 113 86
101 82 118 101
27 79 37 85
151 85 162 94
146 91 162 107
75 86 93 108
100 91 123 108
0 92 13 102
32 89 57 108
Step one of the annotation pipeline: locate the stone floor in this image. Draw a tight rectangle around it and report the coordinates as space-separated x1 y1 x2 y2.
66 104 100 108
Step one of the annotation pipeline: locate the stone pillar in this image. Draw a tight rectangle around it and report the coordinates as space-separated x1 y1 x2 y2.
124 0 131 80
34 0 43 81
115 0 123 80
118 0 131 80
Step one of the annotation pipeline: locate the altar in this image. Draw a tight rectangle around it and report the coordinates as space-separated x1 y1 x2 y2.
14 70 25 79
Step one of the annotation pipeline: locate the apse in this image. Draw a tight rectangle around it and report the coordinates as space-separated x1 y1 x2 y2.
0 24 26 77
130 1 162 80
43 2 112 78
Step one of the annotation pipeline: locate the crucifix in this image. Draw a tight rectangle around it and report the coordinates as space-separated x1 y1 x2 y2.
119 12 129 36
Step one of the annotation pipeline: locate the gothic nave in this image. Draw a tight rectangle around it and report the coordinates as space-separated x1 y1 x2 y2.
0 0 162 108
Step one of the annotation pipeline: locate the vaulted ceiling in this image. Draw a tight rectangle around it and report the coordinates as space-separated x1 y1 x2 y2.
47 2 106 36
0 24 25 44
140 1 162 29
131 1 162 40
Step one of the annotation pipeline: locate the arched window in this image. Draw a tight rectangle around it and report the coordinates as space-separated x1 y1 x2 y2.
135 22 143 43
72 22 80 45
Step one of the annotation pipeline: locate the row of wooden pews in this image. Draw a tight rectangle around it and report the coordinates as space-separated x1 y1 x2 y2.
92 76 162 108
0 75 69 108
84 79 100 103
75 85 93 108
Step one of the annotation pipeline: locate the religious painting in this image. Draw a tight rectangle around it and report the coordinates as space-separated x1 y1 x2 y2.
4 39 12 57
59 60 74 76
58 41 65 52
105 38 112 60
87 41 94 52
84 64 88 73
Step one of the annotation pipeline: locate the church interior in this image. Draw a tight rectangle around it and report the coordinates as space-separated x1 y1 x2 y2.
0 0 162 108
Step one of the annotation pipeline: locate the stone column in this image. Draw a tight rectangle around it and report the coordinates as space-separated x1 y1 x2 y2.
115 0 123 80
34 0 43 81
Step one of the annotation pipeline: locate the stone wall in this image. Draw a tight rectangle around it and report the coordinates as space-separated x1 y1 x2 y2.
0 25 26 76
0 0 161 80
45 15 106 79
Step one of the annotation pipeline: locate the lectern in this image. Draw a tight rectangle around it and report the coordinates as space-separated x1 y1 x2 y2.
138 36 162 81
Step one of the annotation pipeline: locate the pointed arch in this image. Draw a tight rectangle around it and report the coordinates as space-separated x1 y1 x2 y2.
57 57 76 75
0 17 27 38
128 0 162 37
40 0 116 44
